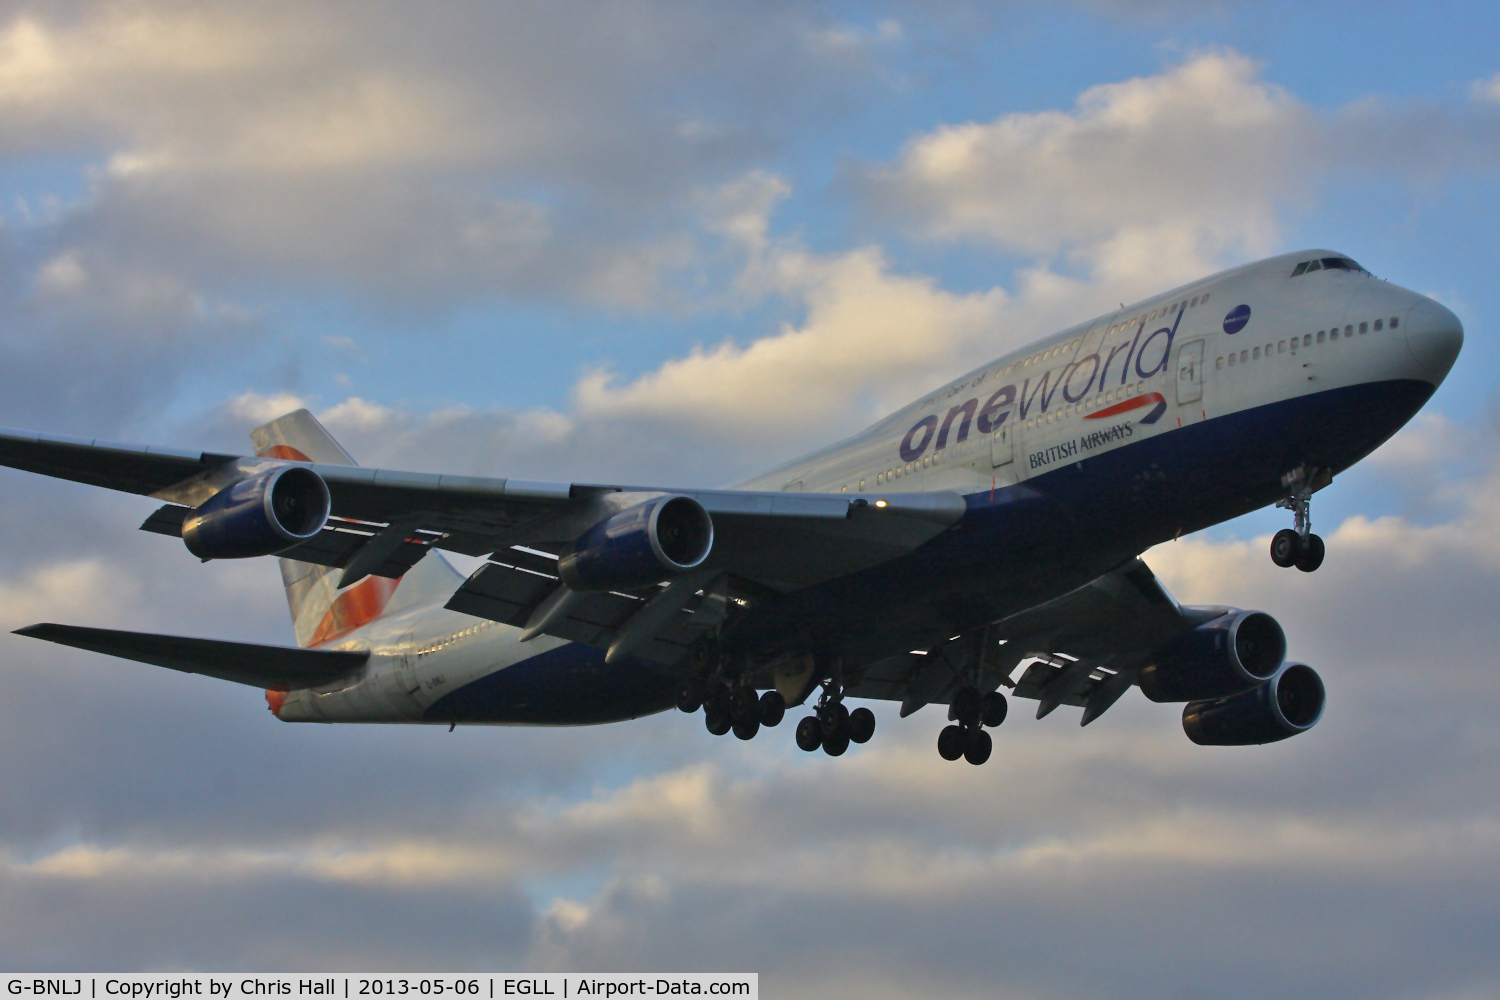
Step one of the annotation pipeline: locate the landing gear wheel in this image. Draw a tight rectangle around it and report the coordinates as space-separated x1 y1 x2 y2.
758 691 786 728
937 724 967 761
706 684 731 719
732 716 760 741
730 686 760 724
963 728 993 765
818 701 850 741
980 691 1008 728
1270 528 1302 568
822 731 850 756
795 716 823 752
949 686 982 727
676 681 703 714
705 710 731 737
848 707 876 744
1295 533 1325 573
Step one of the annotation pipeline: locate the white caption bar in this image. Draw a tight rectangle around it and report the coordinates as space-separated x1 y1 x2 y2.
3 978 756 1000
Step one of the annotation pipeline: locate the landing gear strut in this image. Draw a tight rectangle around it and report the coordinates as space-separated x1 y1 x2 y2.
1272 469 1325 573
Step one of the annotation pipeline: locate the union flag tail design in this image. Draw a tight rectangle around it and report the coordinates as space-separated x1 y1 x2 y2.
251 409 461 648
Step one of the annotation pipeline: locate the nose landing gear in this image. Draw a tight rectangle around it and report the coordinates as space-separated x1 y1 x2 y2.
1272 469 1325 573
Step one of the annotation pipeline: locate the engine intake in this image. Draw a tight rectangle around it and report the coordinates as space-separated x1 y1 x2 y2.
1183 662 1325 746
182 466 331 560
1138 610 1286 703
558 495 713 592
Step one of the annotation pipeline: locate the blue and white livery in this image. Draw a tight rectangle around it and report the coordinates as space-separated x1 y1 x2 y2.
0 250 1462 763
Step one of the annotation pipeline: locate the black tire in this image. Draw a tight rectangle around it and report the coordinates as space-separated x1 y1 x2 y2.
705 709 732 737
822 732 850 756
706 684 732 718
731 686 760 723
676 682 703 714
1270 528 1302 568
691 639 717 672
732 716 760 741
937 724 967 761
758 690 786 728
819 701 850 740
981 691 1008 728
964 728 993 765
848 706 876 744
949 686 982 727
1295 533 1325 573
795 715 823 752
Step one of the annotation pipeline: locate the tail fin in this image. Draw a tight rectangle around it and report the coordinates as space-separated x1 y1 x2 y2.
251 409 462 647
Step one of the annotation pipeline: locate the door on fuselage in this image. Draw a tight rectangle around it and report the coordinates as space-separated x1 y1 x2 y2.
1176 339 1205 407
990 420 1015 470
395 630 421 706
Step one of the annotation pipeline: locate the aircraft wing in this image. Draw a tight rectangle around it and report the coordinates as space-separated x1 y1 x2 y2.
844 558 1225 725
0 428 965 593
13 623 369 690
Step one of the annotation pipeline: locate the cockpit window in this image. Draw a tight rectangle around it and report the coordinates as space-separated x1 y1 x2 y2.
1290 256 1365 277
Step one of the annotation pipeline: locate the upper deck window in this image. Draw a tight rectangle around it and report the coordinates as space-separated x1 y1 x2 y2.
1291 257 1365 277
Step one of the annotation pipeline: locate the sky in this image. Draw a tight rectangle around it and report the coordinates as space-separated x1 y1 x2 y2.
1 0 1499 994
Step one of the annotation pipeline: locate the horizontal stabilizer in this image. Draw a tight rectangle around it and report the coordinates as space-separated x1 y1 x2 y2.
13 623 368 690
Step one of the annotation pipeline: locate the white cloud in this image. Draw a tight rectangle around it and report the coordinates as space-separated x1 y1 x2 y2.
864 50 1306 276
1470 72 1500 103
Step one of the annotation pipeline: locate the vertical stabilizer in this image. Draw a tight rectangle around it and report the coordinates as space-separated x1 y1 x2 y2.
251 409 462 647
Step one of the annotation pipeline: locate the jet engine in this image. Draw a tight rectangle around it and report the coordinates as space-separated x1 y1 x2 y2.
558 495 713 592
182 466 331 560
1138 610 1286 703
1182 662 1325 745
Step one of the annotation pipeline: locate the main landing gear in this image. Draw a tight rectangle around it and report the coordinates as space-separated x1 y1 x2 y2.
937 685 1007 765
678 675 786 740
794 682 875 757
677 641 786 741
1272 470 1325 573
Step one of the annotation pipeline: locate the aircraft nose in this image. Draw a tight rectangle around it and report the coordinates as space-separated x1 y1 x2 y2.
1404 298 1464 385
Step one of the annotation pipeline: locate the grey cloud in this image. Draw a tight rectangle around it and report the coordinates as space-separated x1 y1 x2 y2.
0 1 907 311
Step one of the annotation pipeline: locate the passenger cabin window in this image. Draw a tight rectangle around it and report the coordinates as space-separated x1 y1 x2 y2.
1374 319 1383 331
1359 321 1368 334
1390 316 1399 328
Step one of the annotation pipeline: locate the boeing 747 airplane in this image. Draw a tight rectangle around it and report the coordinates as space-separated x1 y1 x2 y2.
0 250 1463 763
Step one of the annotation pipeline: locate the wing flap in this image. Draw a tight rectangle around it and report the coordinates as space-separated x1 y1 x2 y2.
14 623 368 690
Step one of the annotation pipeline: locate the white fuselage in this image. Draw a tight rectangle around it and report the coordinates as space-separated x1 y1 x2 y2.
274 249 1462 725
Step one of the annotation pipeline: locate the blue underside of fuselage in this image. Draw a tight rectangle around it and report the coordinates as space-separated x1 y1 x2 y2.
429 378 1435 725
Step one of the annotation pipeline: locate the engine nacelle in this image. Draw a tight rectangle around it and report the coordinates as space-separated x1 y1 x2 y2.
1183 662 1325 745
1138 610 1286 703
558 495 713 592
182 466 331 560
